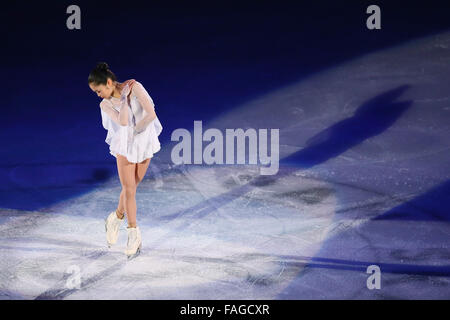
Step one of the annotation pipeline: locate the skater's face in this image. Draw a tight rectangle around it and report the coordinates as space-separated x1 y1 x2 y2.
89 78 114 99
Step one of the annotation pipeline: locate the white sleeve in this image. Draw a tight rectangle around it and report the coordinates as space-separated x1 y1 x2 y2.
99 100 129 154
132 81 158 134
100 100 122 126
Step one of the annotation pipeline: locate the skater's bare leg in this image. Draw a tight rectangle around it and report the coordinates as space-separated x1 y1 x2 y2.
116 159 151 219
116 189 126 219
127 158 151 225
135 158 151 187
116 155 151 228
117 155 138 228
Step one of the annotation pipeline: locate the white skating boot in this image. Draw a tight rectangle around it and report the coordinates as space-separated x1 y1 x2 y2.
105 210 124 247
125 226 142 259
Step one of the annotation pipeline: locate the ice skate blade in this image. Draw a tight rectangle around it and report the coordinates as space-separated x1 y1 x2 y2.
127 245 142 260
105 219 109 247
107 240 116 248
105 220 113 247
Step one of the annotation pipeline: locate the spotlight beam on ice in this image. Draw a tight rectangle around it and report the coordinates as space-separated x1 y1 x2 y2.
1 31 450 299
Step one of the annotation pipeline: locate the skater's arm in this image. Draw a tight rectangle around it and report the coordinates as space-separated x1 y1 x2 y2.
132 81 157 134
100 100 121 126
99 99 129 127
118 95 129 126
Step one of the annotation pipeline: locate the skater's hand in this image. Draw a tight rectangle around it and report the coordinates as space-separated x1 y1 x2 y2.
121 80 136 97
120 84 131 101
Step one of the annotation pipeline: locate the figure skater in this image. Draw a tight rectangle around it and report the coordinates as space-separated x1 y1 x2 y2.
88 62 163 259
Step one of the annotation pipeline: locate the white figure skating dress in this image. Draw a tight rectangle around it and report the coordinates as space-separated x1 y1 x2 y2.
99 80 163 163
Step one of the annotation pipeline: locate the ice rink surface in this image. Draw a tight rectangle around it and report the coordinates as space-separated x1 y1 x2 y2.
1 30 449 299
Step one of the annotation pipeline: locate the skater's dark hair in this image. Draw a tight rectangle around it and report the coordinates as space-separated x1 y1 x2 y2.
88 62 117 85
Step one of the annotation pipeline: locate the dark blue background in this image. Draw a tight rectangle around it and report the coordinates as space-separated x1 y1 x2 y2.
1 0 450 210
